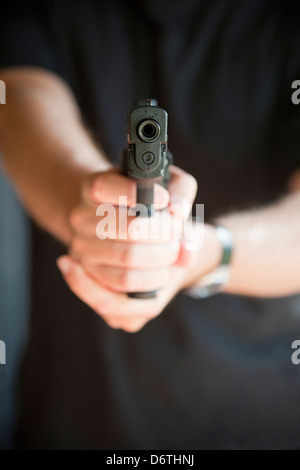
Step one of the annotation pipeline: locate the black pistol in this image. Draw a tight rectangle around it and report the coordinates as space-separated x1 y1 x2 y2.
122 99 172 299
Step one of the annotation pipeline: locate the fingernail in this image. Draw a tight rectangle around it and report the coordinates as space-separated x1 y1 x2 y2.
154 184 169 208
170 195 191 219
57 256 72 274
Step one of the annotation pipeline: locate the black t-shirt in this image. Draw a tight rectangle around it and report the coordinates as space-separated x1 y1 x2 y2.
1 0 300 449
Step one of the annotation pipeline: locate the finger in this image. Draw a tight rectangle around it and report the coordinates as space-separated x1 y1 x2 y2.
82 170 169 208
176 218 203 267
83 265 170 293
176 240 199 267
168 165 198 219
71 237 181 269
70 205 183 242
56 255 165 317
57 255 116 313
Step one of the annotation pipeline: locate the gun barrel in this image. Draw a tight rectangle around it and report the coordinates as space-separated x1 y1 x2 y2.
122 99 171 300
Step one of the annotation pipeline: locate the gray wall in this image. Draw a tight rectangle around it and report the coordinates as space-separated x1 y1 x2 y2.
0 162 30 449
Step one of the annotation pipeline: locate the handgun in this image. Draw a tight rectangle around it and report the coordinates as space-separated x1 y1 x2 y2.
122 99 172 299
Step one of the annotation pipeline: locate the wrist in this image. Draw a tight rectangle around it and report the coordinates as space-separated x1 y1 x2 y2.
187 223 234 298
183 223 223 289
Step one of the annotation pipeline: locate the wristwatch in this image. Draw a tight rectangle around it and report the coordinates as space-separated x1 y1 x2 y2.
185 224 233 299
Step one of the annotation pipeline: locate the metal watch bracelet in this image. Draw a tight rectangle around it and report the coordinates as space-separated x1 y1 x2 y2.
185 224 233 299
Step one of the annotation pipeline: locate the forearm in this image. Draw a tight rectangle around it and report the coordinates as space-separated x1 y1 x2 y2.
218 192 300 297
0 67 112 244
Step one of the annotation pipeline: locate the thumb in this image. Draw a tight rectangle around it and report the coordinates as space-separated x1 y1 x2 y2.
168 165 198 220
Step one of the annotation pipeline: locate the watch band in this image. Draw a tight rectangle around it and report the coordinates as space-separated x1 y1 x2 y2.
185 224 233 299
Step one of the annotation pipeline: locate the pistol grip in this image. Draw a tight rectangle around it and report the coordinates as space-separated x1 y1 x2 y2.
127 180 157 300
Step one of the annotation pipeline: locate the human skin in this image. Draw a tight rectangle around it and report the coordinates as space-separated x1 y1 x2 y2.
1 67 300 332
